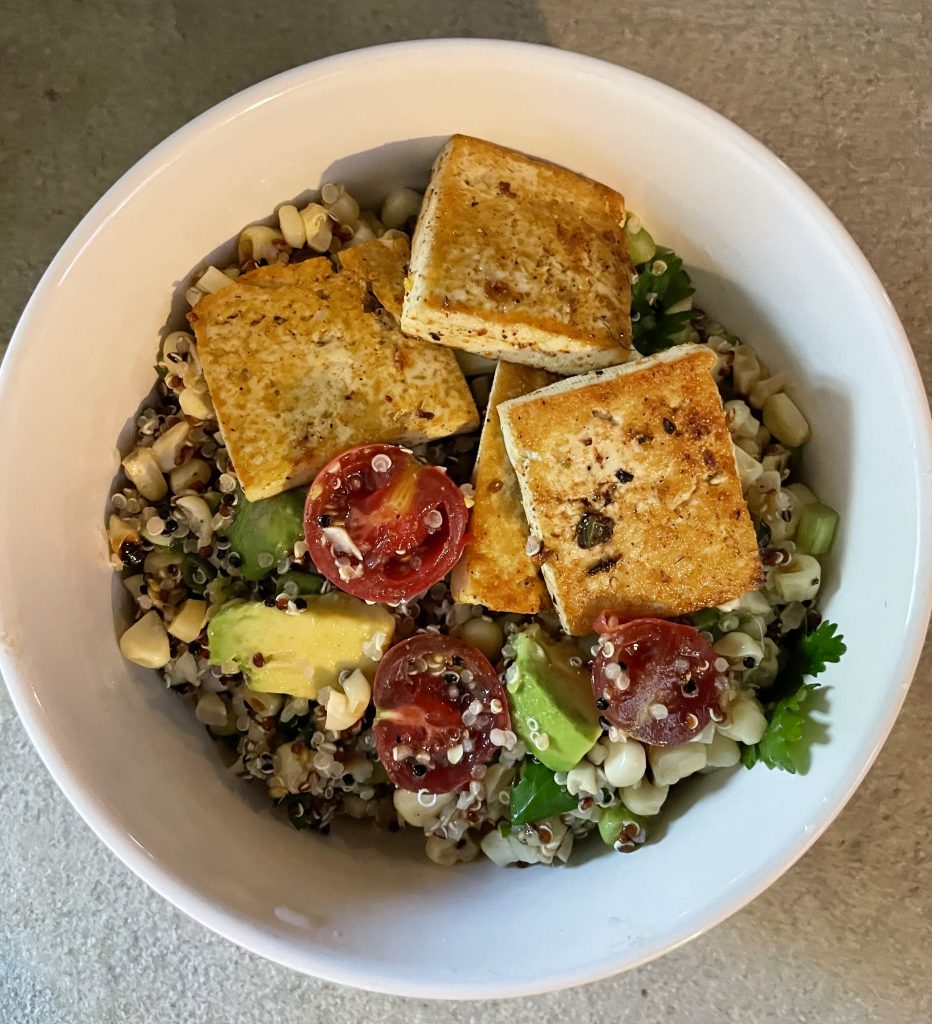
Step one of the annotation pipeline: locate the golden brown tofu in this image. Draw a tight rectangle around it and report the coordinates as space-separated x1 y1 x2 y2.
189 257 478 501
499 346 764 634
337 235 409 321
450 361 558 613
401 135 633 375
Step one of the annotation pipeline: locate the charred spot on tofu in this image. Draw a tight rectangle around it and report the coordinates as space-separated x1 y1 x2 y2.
575 512 615 549
586 556 619 576
499 345 764 634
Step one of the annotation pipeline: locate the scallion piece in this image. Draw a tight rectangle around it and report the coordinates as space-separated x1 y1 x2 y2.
624 220 657 266
795 502 839 556
597 803 647 850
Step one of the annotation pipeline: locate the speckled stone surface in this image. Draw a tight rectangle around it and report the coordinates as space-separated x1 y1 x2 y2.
2 2 930 1022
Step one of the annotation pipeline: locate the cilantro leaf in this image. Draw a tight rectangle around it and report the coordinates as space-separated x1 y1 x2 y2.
763 619 846 704
742 620 845 774
631 247 699 355
509 760 577 827
799 620 847 675
754 683 820 774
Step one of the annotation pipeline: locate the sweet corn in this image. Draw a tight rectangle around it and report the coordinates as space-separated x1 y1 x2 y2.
178 387 215 422
602 738 647 789
151 421 190 472
724 399 758 438
169 458 212 494
277 203 306 248
704 731 741 768
122 447 167 501
733 445 764 489
196 265 236 295
174 495 212 547
324 668 371 731
195 692 228 728
119 610 171 668
714 631 765 665
648 742 707 786
242 687 283 718
108 513 139 557
425 834 479 866
718 695 768 745
732 345 761 394
764 392 811 447
773 553 822 603
381 187 423 229
453 616 504 661
168 599 208 643
565 762 599 797
749 372 786 410
238 225 288 265
621 779 669 817
393 789 455 829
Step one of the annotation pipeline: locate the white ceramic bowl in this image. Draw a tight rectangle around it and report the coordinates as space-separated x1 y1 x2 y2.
1 40 930 998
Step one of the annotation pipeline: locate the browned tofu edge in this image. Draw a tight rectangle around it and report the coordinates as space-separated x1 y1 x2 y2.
450 361 558 612
499 345 764 633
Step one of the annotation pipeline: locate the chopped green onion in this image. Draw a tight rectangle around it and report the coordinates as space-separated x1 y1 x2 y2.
786 482 818 507
275 570 324 595
597 802 647 849
795 502 839 556
624 219 657 265
181 553 217 595
690 608 721 633
763 392 811 447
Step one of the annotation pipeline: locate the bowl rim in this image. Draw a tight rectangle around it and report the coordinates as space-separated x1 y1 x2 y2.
1 37 931 999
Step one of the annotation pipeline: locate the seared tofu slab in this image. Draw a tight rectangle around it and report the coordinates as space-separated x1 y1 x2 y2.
451 361 558 613
189 254 478 501
499 345 764 634
337 235 409 321
401 135 633 375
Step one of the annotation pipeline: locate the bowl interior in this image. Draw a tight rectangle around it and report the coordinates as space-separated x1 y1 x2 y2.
0 41 929 998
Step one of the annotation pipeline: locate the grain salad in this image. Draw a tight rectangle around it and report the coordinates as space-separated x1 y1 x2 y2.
108 136 846 867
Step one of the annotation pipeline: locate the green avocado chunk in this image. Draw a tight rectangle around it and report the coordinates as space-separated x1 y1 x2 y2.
507 625 601 773
207 594 395 699
225 487 307 581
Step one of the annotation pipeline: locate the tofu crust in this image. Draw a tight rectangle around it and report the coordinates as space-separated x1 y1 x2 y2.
189 256 478 501
337 235 410 321
400 135 633 375
450 361 558 613
499 345 764 634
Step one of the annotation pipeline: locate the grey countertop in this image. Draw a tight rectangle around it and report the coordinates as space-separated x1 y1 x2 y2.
2 2 931 1022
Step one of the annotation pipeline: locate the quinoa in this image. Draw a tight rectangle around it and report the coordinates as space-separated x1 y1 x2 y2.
108 183 838 867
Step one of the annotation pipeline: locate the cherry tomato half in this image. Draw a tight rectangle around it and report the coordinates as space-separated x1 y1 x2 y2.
373 633 511 793
591 617 727 746
304 444 469 604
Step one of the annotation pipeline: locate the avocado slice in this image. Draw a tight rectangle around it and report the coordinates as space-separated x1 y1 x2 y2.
225 486 307 581
507 625 601 772
207 594 395 699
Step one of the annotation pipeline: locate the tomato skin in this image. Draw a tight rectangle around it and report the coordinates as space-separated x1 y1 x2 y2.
591 617 727 746
304 444 468 604
373 633 511 793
